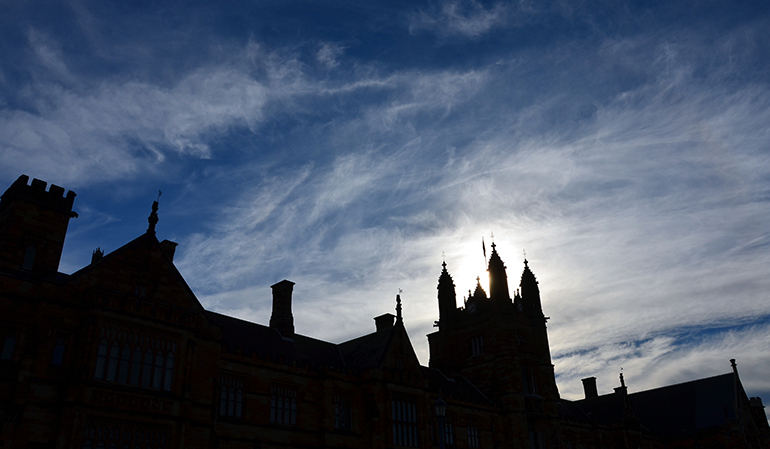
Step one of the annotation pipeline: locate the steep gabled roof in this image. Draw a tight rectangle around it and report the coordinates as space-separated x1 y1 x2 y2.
65 232 207 315
205 310 345 367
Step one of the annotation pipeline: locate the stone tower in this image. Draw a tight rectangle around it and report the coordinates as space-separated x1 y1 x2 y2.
427 242 561 447
0 175 77 278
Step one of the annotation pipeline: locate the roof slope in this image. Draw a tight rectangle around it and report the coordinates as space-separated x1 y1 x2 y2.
628 373 736 437
205 310 345 367
337 328 395 371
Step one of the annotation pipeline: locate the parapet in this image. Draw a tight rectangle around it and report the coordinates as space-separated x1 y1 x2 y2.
0 174 77 214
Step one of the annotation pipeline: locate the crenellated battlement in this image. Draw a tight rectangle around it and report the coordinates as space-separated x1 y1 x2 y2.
0 174 76 214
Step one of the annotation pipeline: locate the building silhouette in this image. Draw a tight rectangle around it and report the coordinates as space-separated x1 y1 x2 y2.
0 174 768 449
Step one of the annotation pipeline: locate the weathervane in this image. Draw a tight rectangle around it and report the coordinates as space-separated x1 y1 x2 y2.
157 190 162 202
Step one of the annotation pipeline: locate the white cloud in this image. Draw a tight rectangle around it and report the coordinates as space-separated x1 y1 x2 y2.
410 0 514 38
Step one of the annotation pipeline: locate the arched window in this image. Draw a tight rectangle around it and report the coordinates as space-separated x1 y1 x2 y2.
95 339 108 379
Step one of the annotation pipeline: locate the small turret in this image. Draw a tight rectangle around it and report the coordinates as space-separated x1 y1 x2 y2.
520 259 543 319
437 261 457 326
472 276 487 301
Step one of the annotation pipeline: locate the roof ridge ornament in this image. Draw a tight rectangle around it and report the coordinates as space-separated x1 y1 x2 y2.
396 289 403 322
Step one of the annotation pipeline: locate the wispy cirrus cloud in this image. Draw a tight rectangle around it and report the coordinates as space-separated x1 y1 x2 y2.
409 0 514 38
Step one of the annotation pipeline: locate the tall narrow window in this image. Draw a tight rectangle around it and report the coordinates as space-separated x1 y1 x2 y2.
130 347 142 386
152 351 164 389
1 332 16 361
142 349 153 388
470 335 484 356
106 341 120 381
22 245 35 270
51 336 67 366
95 339 108 379
163 352 174 391
523 366 537 395
270 385 297 425
334 393 352 431
392 393 418 447
118 344 130 383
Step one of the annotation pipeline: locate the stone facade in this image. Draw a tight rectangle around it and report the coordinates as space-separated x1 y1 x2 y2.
0 174 768 449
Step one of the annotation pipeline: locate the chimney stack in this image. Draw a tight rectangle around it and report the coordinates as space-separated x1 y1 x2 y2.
270 280 295 336
160 239 178 262
374 313 395 332
581 377 598 399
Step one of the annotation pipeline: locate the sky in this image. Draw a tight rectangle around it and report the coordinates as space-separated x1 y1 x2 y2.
2 0 769 410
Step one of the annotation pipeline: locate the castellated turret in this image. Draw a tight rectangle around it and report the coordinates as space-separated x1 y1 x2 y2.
0 174 77 277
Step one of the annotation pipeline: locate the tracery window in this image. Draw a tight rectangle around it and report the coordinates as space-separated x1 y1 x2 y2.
219 376 244 418
270 385 297 425
93 322 176 392
81 418 168 449
392 393 418 447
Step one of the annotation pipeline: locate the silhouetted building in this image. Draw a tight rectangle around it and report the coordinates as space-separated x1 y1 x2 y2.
0 174 767 449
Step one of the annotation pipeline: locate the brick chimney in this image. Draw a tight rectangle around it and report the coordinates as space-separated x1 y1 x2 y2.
160 239 178 262
581 377 598 399
374 313 395 332
270 280 295 336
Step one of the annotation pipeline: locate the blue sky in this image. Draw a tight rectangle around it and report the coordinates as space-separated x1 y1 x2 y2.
2 0 769 408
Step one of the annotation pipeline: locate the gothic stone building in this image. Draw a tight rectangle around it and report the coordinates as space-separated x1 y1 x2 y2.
0 174 768 449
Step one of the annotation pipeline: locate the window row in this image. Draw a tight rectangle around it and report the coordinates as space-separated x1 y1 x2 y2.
217 382 352 432
93 324 176 392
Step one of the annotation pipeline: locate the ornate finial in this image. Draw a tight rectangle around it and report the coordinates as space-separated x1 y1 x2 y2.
620 368 625 387
396 290 403 321
157 189 162 202
442 252 447 269
147 201 159 234
490 232 495 249
730 359 737 373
